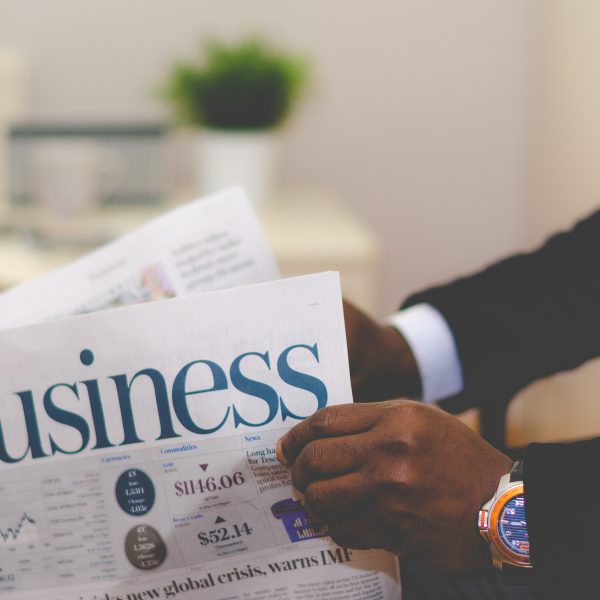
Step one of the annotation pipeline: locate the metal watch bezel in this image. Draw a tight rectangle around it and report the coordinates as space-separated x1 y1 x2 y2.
480 481 531 569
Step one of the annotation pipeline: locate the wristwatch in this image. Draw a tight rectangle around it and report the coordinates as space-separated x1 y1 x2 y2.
478 460 532 584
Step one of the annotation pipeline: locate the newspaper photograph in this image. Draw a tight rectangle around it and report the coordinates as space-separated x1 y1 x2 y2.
0 272 401 599
0 187 279 329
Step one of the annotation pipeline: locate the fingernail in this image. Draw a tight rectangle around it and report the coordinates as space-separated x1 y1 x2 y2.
276 438 291 467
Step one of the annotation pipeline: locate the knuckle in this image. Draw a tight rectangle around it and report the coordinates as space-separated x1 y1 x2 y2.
374 422 423 456
398 466 420 490
304 482 327 512
337 438 360 463
398 426 428 455
387 399 421 418
285 426 304 459
288 425 302 448
379 434 410 455
291 444 323 493
301 441 324 473
290 465 306 493
309 407 338 435
371 461 411 494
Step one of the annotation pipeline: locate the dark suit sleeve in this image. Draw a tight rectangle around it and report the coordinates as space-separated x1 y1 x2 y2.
525 438 600 598
402 209 600 412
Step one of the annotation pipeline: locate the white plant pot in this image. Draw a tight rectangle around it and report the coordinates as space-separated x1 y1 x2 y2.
197 130 278 211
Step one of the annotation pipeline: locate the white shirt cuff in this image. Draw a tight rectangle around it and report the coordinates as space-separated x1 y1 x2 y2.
387 303 464 403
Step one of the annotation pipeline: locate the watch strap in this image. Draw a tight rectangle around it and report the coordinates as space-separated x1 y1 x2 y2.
509 459 524 482
503 563 533 586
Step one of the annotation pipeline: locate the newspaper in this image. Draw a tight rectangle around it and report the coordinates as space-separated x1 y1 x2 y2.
0 190 401 598
0 272 400 599
0 187 279 329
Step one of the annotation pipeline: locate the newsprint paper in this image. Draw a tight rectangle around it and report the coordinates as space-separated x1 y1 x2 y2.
0 187 279 329
0 192 401 599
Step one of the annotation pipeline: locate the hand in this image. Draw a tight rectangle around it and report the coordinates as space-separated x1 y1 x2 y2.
343 300 420 402
276 400 513 575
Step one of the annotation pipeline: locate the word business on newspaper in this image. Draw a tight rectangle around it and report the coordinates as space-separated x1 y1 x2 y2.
0 342 327 464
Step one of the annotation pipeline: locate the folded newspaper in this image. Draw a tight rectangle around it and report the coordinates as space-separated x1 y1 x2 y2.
0 189 401 599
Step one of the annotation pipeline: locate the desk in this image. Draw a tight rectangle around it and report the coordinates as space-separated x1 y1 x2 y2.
0 190 381 313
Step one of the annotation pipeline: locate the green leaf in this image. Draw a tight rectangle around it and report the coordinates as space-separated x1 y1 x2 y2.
161 37 310 130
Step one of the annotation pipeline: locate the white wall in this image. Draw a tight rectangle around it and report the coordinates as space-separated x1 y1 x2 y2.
527 0 600 241
0 0 534 315
508 0 600 445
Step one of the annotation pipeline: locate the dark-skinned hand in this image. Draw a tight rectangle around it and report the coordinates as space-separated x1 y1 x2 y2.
343 300 421 402
276 400 512 575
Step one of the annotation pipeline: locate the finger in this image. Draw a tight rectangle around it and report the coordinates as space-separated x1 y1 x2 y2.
328 513 412 556
291 433 369 493
277 404 377 466
303 472 370 521
326 515 391 551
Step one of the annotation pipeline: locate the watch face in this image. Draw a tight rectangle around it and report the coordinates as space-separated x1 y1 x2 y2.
498 493 529 558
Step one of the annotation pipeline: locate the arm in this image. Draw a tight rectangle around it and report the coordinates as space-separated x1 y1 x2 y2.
404 209 600 411
349 209 600 412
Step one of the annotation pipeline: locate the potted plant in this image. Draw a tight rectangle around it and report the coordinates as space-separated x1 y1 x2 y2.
163 37 308 209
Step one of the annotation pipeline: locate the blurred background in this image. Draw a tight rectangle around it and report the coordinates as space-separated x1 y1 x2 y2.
0 0 599 446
